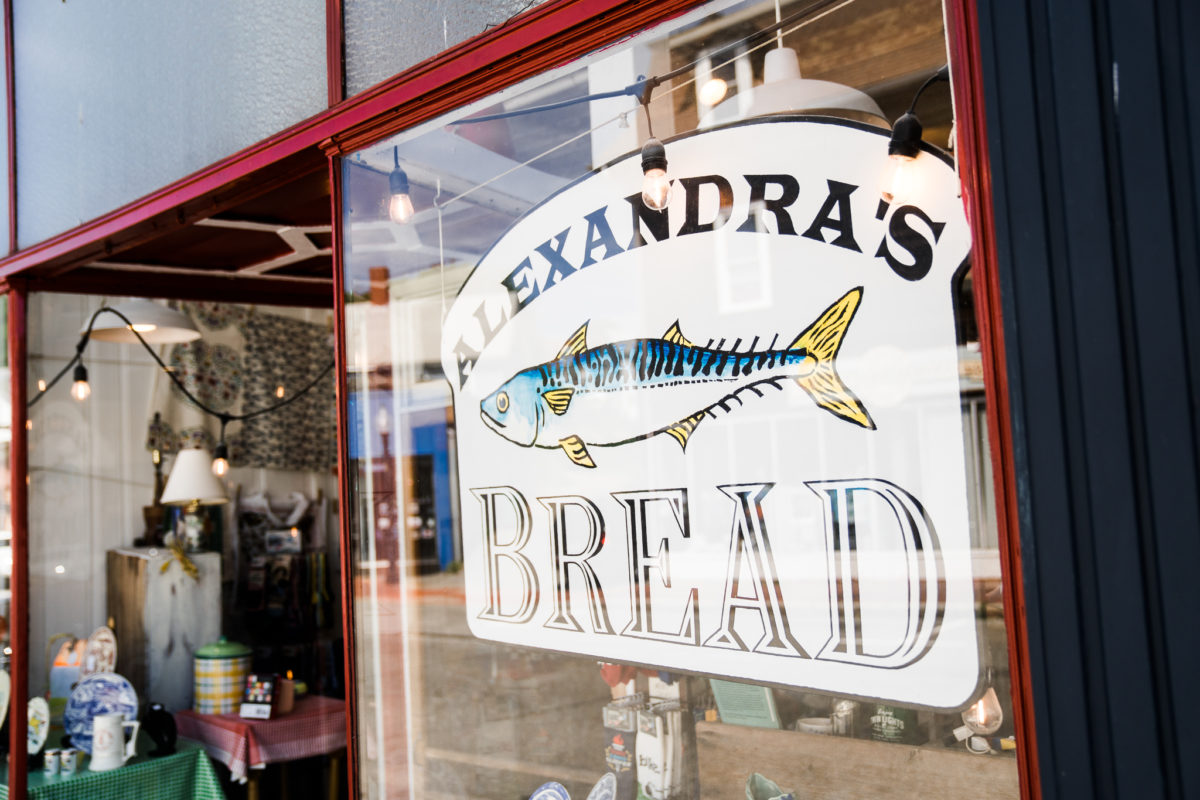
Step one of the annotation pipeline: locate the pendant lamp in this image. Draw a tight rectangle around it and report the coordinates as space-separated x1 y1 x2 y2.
85 299 202 344
703 47 888 128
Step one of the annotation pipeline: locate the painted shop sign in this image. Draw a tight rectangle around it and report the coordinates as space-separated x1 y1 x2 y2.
440 117 977 708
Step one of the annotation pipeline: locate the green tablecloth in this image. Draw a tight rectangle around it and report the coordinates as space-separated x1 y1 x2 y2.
1 739 225 800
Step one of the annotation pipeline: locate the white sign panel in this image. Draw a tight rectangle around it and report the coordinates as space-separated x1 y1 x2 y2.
440 117 978 708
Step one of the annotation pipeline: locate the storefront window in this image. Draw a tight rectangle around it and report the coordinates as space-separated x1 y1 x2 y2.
342 1 1019 797
21 293 344 793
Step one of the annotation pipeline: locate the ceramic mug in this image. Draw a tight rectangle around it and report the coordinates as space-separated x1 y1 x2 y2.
59 748 80 775
42 748 59 776
89 713 139 771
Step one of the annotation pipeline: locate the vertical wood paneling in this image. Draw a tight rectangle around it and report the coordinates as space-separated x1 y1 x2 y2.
973 0 1200 796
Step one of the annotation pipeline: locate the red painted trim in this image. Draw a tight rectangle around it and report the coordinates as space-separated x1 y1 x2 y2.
945 1 1041 798
4 0 15 254
0 0 703 283
326 0 344 107
8 285 28 798
329 156 359 799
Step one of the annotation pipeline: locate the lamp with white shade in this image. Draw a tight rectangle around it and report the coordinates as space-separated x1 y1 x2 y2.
161 448 228 551
84 299 201 345
702 46 888 128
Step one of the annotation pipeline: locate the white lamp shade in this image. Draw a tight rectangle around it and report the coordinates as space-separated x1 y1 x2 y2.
161 449 228 506
703 47 888 128
85 299 201 344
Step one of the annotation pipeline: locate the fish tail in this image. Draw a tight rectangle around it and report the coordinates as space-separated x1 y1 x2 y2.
789 288 875 430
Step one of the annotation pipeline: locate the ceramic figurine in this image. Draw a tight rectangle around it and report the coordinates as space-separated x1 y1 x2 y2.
143 702 177 757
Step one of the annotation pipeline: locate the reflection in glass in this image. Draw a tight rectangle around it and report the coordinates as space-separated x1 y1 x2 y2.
342 1 1017 798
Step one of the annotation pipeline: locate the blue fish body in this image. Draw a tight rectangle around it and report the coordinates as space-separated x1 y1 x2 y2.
480 288 874 467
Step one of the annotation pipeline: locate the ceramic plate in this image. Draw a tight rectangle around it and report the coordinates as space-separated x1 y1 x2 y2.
82 626 117 677
585 773 617 800
0 670 9 729
64 672 138 754
530 782 571 800
27 697 50 754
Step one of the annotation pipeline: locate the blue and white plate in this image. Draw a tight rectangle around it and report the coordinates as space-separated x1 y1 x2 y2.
530 782 571 800
586 773 617 800
63 672 138 754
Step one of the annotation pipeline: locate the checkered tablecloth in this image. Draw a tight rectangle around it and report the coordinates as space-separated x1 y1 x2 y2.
175 695 347 783
1 740 224 800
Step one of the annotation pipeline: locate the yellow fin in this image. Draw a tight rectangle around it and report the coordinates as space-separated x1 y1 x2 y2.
664 411 706 450
788 288 874 430
556 323 589 359
790 287 862 360
797 363 875 429
542 387 574 416
559 435 595 467
662 321 695 348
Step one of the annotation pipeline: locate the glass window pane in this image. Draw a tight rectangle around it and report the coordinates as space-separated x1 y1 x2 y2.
20 294 345 793
14 0 327 246
342 2 1019 798
343 0 549 97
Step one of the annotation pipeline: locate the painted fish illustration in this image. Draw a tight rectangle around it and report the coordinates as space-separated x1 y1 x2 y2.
479 288 875 467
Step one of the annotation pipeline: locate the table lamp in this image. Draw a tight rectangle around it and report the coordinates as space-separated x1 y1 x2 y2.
161 449 228 551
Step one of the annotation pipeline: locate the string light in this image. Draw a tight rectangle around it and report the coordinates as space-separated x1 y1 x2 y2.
962 686 1003 735
70 364 91 402
638 78 672 212
388 146 415 224
882 65 949 204
640 137 672 211
211 416 231 478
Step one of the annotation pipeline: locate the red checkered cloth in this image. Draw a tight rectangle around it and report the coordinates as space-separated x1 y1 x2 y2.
176 695 347 783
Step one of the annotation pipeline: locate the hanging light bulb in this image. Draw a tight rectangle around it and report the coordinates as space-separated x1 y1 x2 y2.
881 107 926 204
388 146 415 224
70 363 91 402
962 686 1004 735
211 440 230 478
275 384 286 399
881 153 921 205
640 137 672 211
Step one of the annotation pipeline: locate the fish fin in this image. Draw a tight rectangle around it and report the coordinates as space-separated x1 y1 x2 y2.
792 288 875 429
662 321 695 349
556 323 589 359
559 435 596 468
797 362 876 429
664 411 706 450
789 287 863 360
542 387 575 416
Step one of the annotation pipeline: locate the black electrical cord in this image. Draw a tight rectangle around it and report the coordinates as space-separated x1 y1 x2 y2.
28 307 336 427
905 64 950 115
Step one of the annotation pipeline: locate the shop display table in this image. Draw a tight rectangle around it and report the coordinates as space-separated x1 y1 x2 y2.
0 739 224 800
175 695 346 788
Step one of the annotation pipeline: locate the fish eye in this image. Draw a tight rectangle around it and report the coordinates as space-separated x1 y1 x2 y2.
496 392 509 413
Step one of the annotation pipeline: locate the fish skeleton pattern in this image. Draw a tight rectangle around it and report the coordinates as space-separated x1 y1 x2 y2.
479 287 875 467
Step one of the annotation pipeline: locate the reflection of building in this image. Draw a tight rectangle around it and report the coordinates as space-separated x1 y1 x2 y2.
0 1 1193 798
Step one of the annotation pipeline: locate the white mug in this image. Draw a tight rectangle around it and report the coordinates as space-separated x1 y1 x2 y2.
89 712 139 771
